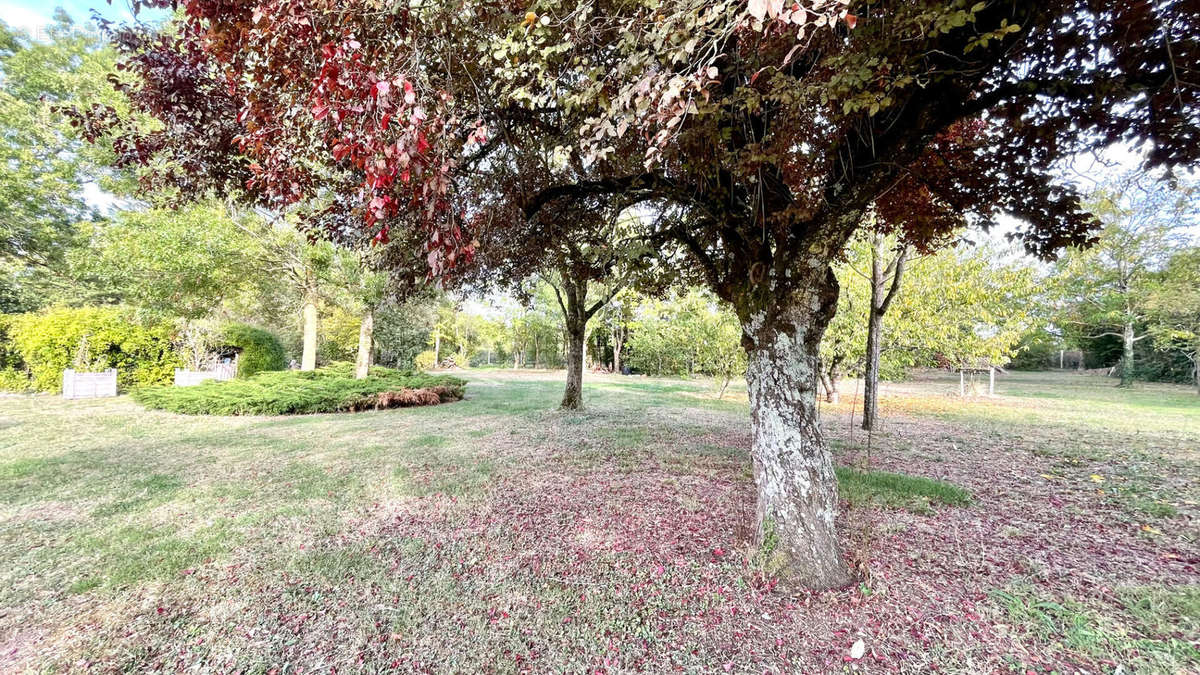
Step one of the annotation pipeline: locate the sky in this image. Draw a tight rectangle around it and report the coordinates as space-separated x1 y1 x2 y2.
1 0 167 39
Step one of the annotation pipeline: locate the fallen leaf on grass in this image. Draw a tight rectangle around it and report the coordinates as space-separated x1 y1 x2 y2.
1141 525 1162 535
1090 474 1105 483
850 639 865 659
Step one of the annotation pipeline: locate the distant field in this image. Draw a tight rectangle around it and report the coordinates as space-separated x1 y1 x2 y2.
0 369 1196 672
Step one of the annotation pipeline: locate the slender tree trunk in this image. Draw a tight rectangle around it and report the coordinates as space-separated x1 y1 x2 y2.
1192 347 1199 395
861 309 883 428
861 236 907 431
739 268 851 590
355 309 374 379
818 371 841 404
861 239 885 431
1119 321 1135 387
300 268 319 371
612 327 624 374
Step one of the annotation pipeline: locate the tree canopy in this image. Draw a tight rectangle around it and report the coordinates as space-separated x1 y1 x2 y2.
83 0 1200 589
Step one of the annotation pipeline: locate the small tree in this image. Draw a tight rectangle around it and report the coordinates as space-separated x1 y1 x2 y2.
1146 248 1200 394
857 234 910 430
1054 175 1196 386
74 202 256 319
820 241 1038 404
598 291 635 374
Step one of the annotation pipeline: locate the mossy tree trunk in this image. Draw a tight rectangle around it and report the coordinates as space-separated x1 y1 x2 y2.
734 259 852 591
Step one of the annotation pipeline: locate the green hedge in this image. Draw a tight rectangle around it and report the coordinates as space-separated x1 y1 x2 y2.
222 323 286 377
131 362 466 415
2 307 180 392
0 315 32 391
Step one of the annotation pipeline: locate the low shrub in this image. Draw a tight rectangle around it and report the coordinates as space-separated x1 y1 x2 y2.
3 306 180 392
0 315 32 392
0 368 34 392
413 350 437 371
131 362 466 415
222 323 286 377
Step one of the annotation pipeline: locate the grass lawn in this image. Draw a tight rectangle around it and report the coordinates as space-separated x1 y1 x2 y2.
0 369 1196 672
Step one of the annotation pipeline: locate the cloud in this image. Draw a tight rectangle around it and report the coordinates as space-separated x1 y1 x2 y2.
0 2 51 35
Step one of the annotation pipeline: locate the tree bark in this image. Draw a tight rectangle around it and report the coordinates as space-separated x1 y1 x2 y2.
433 331 441 367
562 318 585 409
556 275 589 410
1119 321 1135 387
300 268 319 371
355 308 374 379
739 268 852 590
819 371 841 404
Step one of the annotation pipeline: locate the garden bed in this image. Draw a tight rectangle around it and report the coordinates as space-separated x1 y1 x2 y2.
131 363 465 415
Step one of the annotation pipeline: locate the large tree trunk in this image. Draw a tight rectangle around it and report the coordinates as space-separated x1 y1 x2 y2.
300 269 319 371
557 275 590 410
355 308 374 379
739 269 852 590
1119 321 1135 387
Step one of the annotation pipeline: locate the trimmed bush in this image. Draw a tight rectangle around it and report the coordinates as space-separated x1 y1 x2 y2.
222 323 286 377
3 307 180 392
131 362 466 415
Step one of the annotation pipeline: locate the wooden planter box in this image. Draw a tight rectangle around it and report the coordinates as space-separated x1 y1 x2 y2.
174 363 237 387
62 369 118 399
